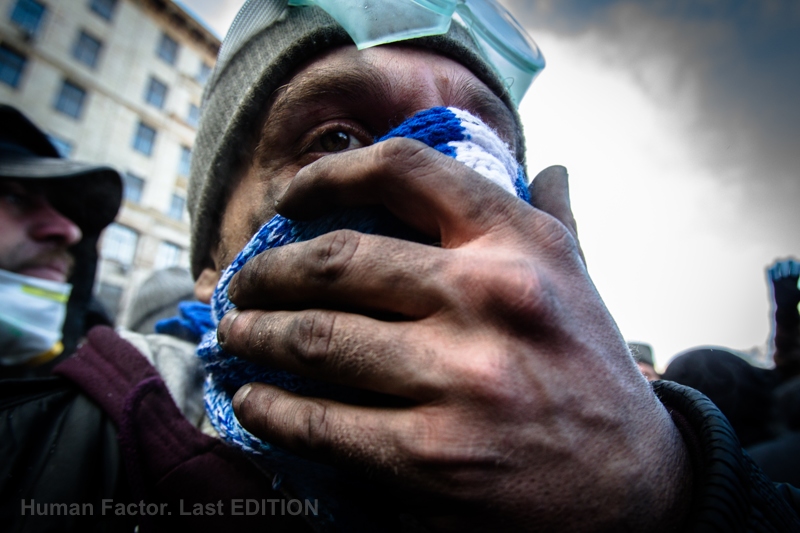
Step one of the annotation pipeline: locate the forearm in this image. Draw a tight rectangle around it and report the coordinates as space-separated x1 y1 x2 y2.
654 380 800 531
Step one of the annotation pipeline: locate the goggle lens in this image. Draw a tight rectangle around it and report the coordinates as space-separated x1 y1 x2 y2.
288 0 544 104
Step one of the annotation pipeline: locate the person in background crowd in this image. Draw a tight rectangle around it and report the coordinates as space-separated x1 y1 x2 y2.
663 258 800 450
628 341 661 381
125 266 196 335
0 104 121 379
748 376 800 486
0 106 296 533
0 104 136 530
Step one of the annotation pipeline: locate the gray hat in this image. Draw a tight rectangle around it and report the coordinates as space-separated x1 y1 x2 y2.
125 267 196 334
188 2 527 278
628 342 655 367
0 105 122 234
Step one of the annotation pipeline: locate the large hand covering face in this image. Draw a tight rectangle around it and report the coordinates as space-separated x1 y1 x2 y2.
197 106 530 529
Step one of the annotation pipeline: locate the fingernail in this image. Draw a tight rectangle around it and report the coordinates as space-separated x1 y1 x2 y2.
217 308 240 346
274 180 293 208
228 273 239 302
232 383 252 412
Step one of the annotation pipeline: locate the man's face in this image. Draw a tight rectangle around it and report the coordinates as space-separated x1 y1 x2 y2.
199 44 517 284
0 179 82 282
637 362 660 382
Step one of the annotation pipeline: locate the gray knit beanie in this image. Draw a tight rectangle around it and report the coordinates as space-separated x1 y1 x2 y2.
188 1 527 278
125 267 196 334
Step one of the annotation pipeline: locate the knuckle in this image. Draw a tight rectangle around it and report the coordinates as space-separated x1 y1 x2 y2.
452 353 513 406
308 230 361 283
400 412 487 472
291 310 337 365
400 414 448 465
496 259 552 318
449 256 553 325
375 137 435 177
537 215 581 261
299 400 334 451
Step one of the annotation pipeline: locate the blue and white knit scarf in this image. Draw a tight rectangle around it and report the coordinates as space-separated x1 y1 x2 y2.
197 106 530 528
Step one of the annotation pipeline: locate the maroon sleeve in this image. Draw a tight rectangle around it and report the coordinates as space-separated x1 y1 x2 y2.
54 326 312 532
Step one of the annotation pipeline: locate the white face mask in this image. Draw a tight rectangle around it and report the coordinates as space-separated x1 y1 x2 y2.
0 269 72 366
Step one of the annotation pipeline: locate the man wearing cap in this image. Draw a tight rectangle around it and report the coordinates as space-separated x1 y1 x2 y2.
0 107 306 531
184 1 799 531
629 342 660 381
0 104 121 375
0 104 132 530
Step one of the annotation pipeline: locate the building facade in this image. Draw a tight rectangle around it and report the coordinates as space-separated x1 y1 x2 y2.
0 0 219 323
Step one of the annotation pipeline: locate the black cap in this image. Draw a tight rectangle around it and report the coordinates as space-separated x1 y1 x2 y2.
0 105 122 234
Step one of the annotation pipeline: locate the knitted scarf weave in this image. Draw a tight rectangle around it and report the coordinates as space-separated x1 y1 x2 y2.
197 106 530 529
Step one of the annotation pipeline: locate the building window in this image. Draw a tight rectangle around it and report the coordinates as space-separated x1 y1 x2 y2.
121 172 144 203
53 80 87 119
144 76 168 109
197 61 211 84
10 0 46 36
95 282 123 321
47 134 72 157
187 103 200 128
132 122 156 156
89 0 118 21
156 33 178 65
0 44 26 88
178 145 191 176
154 241 182 269
168 194 185 220
101 223 138 266
72 31 102 69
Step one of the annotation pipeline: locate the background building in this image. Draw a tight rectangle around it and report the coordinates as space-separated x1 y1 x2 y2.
0 0 219 323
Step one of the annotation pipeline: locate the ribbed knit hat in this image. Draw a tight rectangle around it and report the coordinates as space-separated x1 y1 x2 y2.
188 1 527 278
125 267 196 334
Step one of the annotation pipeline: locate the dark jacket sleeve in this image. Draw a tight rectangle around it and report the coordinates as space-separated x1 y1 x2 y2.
51 326 312 533
0 376 135 532
773 301 800 379
654 380 800 532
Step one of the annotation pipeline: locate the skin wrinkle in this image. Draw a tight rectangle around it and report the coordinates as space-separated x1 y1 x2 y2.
201 44 694 531
260 47 517 165
210 47 518 276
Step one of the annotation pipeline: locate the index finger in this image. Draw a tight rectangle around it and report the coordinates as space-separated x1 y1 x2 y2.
276 138 557 249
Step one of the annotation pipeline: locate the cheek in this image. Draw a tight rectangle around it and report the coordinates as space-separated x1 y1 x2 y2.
215 165 297 269
0 211 25 247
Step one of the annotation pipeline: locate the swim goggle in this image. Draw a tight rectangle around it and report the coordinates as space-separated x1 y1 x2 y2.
286 0 545 105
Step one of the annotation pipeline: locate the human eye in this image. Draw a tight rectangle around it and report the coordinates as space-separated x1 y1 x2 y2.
0 184 34 211
304 123 371 155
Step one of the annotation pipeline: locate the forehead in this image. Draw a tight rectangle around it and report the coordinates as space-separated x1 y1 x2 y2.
264 45 518 147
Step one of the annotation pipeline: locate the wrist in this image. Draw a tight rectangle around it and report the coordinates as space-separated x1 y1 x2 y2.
620 397 693 532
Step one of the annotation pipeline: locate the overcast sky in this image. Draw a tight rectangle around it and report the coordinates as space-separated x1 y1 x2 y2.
180 0 800 369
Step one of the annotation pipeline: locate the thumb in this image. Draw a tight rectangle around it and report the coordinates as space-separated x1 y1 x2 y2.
529 165 585 264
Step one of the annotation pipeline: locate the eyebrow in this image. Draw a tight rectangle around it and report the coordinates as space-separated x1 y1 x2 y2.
262 59 517 147
265 63 394 131
444 74 518 147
